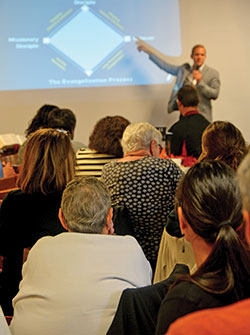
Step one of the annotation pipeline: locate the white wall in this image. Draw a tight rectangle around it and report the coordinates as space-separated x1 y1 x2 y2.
1 0 250 145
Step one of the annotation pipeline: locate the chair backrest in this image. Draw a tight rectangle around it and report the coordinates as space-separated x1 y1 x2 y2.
0 175 18 200
112 205 134 236
0 175 18 190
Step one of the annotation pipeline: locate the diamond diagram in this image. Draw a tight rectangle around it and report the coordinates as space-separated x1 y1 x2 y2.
45 6 125 76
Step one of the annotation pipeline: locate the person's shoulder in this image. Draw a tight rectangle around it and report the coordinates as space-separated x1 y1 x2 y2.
1 189 25 205
110 234 142 248
198 114 210 124
26 235 59 261
101 159 118 172
182 63 192 70
28 234 55 253
166 281 197 300
164 280 216 309
154 157 183 173
191 113 210 123
169 119 181 132
166 280 221 306
107 235 149 259
203 64 219 76
4 188 23 197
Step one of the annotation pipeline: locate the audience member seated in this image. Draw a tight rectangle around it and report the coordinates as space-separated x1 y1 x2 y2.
76 116 130 178
0 129 75 315
17 104 59 164
167 152 250 335
47 107 84 152
155 120 249 282
156 160 250 334
199 120 248 170
107 160 250 335
102 122 183 271
168 85 210 159
9 176 152 335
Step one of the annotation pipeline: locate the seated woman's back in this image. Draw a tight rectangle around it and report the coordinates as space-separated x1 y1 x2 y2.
156 160 250 334
102 122 183 270
0 128 75 315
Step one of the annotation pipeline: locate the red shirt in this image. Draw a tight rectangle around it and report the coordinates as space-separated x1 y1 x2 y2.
167 298 250 335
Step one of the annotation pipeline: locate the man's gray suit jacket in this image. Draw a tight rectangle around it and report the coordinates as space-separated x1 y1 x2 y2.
149 53 220 122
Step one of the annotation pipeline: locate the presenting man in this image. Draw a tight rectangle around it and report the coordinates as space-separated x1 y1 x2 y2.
168 85 210 158
136 40 220 122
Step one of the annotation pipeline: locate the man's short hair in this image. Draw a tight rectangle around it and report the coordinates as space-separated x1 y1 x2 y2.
61 176 111 234
177 85 200 107
191 44 206 56
237 151 250 212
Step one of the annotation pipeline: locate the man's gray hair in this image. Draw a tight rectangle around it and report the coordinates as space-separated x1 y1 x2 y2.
121 122 162 154
237 151 250 212
61 176 111 234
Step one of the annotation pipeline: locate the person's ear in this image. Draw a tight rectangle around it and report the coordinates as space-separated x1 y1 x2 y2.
70 128 75 140
102 208 114 235
150 140 159 157
149 140 155 155
177 206 191 241
243 210 250 246
58 208 70 231
177 99 183 110
178 206 186 234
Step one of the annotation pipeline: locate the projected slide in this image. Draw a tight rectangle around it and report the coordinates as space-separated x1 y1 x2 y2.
0 0 182 91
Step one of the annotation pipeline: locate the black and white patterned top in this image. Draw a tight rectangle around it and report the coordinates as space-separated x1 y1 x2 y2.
102 156 183 262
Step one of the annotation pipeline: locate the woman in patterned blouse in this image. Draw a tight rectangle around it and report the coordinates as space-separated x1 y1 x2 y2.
102 122 183 271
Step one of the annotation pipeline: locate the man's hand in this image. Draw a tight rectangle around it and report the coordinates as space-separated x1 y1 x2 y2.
135 37 152 55
192 70 202 83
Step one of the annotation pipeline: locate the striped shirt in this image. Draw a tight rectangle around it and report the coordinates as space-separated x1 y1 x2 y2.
75 148 118 178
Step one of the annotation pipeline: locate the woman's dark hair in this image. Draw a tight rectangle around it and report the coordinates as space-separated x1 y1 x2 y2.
175 160 250 299
47 108 76 139
25 104 59 137
198 121 248 170
89 116 130 157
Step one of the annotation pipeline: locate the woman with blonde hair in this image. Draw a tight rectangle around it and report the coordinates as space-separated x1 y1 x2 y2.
0 128 75 315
